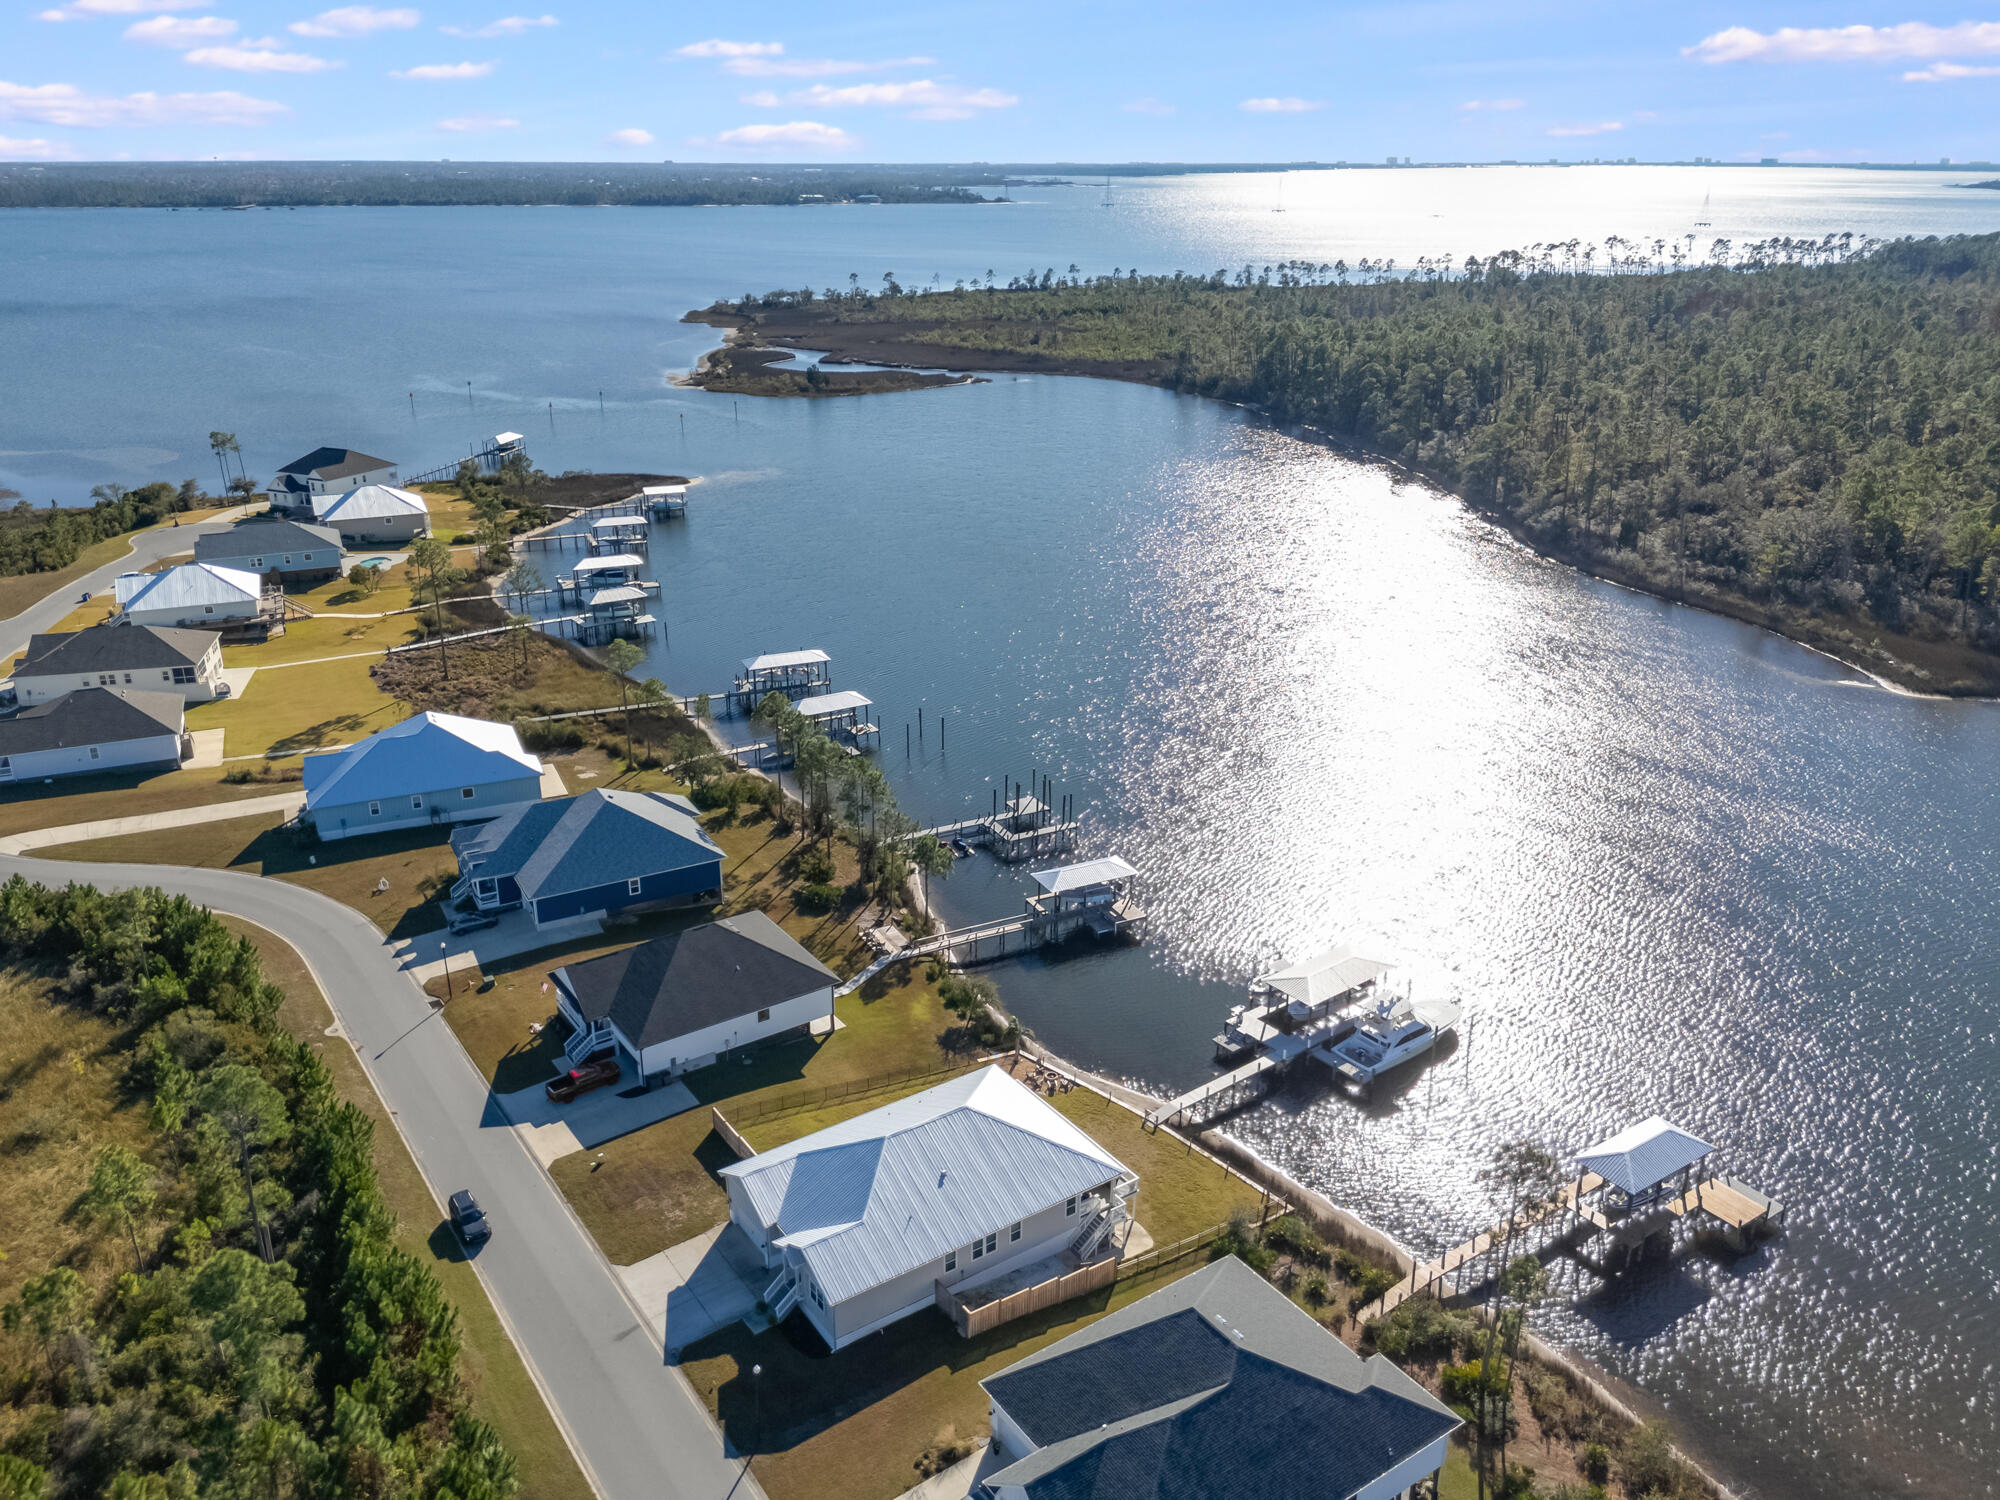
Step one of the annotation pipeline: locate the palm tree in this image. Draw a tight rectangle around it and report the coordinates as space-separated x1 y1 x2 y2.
910 834 953 925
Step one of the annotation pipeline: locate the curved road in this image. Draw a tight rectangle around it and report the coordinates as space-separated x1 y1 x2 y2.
0 851 757 1500
0 506 254 657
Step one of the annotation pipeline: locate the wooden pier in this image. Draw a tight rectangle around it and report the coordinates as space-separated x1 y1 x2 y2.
1143 1055 1284 1132
917 796 1081 865
728 649 832 718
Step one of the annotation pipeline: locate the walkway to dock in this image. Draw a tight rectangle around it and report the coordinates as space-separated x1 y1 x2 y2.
1142 1054 1284 1132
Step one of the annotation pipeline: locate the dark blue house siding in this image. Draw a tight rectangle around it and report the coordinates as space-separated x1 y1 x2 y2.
530 856 723 926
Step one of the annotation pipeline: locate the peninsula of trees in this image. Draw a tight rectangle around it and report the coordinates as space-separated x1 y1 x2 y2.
699 235 2000 693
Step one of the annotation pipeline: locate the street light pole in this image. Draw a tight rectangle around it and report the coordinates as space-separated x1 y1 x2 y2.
440 940 453 1000
752 1363 763 1462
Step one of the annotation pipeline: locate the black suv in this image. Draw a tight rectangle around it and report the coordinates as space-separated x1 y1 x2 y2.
448 1189 492 1245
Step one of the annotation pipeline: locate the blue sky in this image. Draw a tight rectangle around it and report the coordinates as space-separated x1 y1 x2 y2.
3 2 1997 163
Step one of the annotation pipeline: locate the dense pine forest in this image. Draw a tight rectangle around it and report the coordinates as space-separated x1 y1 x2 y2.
0 880 515 1500
715 233 2000 689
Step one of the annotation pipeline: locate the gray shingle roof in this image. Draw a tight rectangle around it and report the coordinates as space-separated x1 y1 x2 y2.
553 909 836 1052
0 687 185 755
19 625 214 677
194 517 343 563
981 1257 1460 1500
276 446 394 481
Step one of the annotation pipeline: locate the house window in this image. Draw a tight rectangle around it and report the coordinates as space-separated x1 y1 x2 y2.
0 757 10 779
98 673 115 686
1065 1196 1077 1217
282 556 293 566
411 795 424 810
461 786 476 799
756 1007 771 1023
123 673 132 684
810 1284 824 1311
944 1249 956 1273
970 1239 982 1262
1010 1221 1021 1243
203 605 214 615
971 1232 996 1261
88 747 100 760
171 667 196 684
627 877 643 896
250 558 263 568
368 801 381 816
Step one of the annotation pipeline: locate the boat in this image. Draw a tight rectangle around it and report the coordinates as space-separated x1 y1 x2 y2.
1313 990 1462 1091
1212 947 1389 1064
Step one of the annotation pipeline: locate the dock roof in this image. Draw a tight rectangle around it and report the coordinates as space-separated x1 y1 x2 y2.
585 586 647 608
795 689 870 718
590 515 646 529
742 648 829 672
1258 948 1393 1007
1032 856 1139 895
572 553 643 574
722 1066 1126 1306
1576 1117 1714 1196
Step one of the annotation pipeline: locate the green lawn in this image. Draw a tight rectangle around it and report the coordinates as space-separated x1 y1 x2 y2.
0 766 295 838
188 652 409 758
236 916 593 1500
0 502 240 624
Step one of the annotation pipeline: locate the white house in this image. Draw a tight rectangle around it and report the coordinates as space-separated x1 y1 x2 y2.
979 1255 1461 1500
14 625 227 706
113 563 265 630
313 483 430 545
301 712 547 840
721 1066 1137 1351
547 909 836 1085
194 517 346 583
268 447 398 510
0 688 188 782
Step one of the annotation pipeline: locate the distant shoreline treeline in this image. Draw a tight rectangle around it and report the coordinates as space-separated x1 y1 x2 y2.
0 162 1000 209
710 233 2000 692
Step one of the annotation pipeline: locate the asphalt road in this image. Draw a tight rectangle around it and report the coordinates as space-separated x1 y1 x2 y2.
0 851 761 1500
0 506 253 657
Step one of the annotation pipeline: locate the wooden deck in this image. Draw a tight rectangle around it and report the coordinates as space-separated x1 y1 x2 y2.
1362 1172 1607 1322
1665 1176 1774 1230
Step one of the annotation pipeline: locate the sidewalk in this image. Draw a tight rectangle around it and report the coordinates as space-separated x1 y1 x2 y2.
0 789 304 854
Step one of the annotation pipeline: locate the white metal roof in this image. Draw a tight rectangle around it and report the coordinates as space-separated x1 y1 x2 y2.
590 515 646 529
585 586 646 607
572 553 643 574
302 711 542 811
742 648 830 672
722 1066 1128 1305
1031 856 1140 895
114 562 261 611
796 689 871 718
1258 948 1393 1007
639 484 687 497
317 483 429 522
1577 1116 1714 1196
493 431 524 445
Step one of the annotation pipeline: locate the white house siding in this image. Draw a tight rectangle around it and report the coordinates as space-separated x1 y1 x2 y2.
987 1401 1035 1465
200 548 343 579
321 511 427 546
14 643 227 707
0 731 183 782
624 986 831 1080
1355 1436 1450 1500
120 599 258 631
309 772 545 841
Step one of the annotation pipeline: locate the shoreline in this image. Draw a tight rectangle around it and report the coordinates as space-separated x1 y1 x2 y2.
683 306 2000 702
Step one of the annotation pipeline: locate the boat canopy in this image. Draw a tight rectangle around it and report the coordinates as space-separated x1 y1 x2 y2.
1031 856 1140 895
1576 1116 1714 1197
585 586 646 607
743 648 830 672
796 689 871 719
573 553 643 573
590 515 646 530
1258 947 1393 1007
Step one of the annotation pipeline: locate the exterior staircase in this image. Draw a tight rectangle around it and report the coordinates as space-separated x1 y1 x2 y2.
762 1267 800 1320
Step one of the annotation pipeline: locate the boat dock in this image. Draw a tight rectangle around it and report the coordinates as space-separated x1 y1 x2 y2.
919 794 1080 864
1359 1117 1786 1323
728 649 833 718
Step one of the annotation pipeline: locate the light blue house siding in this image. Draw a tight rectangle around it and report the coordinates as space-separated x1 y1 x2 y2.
310 772 546 841
531 858 722 926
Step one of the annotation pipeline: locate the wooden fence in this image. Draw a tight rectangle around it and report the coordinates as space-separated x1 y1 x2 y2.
718 1057 992 1130
710 1106 756 1161
935 1255 1118 1339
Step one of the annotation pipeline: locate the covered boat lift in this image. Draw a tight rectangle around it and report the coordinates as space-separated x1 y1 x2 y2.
795 689 880 751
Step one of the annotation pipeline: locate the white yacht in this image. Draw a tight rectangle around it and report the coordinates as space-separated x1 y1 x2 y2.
1313 990 1462 1090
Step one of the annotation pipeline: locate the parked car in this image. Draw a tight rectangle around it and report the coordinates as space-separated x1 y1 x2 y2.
448 910 498 935
448 1189 491 1245
545 1054 620 1104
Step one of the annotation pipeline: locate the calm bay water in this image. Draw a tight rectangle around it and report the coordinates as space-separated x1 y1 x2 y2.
6 168 2000 1498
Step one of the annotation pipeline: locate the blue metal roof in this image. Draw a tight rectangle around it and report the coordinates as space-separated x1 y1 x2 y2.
303 712 541 810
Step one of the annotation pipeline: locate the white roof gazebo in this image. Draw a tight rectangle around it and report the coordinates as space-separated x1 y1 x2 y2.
1577 1116 1714 1205
1031 856 1139 900
1256 948 1393 1009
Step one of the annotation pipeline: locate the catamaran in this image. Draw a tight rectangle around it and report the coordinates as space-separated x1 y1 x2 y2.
1313 989 1463 1092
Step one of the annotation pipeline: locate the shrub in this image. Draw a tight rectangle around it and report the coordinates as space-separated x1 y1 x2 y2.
1264 1213 1327 1265
515 720 585 754
1366 1295 1475 1361
796 844 837 885
1212 1211 1276 1274
1334 1247 1399 1308
1440 1360 1487 1409
1581 1443 1611 1485
796 882 842 912
1300 1272 1330 1306
1620 1421 1693 1499
913 1429 978 1480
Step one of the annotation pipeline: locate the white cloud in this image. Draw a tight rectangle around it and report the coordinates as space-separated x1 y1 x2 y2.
0 79 286 125
123 13 233 44
740 89 780 106
605 126 653 144
290 5 419 37
441 13 555 37
1685 21 2000 64
392 60 492 78
725 54 931 77
1903 60 2000 81
188 44 338 72
1459 97 1523 111
0 133 80 158
675 38 780 58
699 119 858 152
783 80 1016 120
1548 119 1622 137
438 112 515 129
1240 96 1322 113
1123 97 1174 115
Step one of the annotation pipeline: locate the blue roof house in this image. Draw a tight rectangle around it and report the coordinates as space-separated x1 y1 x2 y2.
450 788 724 929
979 1255 1460 1500
302 711 547 842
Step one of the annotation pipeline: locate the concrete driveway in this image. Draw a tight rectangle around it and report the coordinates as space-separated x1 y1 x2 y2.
0 850 760 1500
617 1224 769 1355
497 1074 698 1166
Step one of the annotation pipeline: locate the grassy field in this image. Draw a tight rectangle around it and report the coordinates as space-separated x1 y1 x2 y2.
0 503 240 622
676 1098 1262 1500
230 916 593 1500
223 609 424 667
188 651 408 758
0 766 295 838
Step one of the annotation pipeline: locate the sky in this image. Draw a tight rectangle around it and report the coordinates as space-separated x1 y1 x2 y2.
2 2 1998 164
